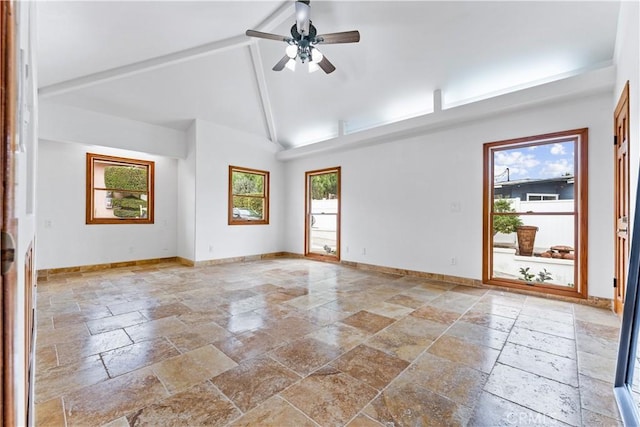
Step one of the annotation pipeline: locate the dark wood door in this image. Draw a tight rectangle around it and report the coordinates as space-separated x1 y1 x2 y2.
615 82 630 315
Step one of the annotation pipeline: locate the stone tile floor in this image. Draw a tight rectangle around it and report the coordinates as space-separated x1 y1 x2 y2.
34 259 622 426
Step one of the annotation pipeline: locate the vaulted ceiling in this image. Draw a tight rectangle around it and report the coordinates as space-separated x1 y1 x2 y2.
37 1 621 150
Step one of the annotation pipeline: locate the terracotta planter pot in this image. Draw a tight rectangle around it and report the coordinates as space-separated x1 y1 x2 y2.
516 225 538 256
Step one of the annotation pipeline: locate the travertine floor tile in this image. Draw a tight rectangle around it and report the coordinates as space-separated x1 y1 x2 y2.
212 356 300 412
127 382 240 426
366 315 437 362
228 396 317 427
485 363 581 426
498 342 578 386
407 352 488 407
364 378 473 426
331 344 409 390
34 397 65 427
102 337 180 378
152 345 237 394
508 326 577 359
459 310 515 333
341 310 396 334
270 336 343 376
468 391 570 426
64 367 169 426
410 305 460 324
429 335 500 373
282 366 378 426
86 311 147 334
346 414 385 427
307 322 369 352
56 329 133 365
579 374 622 421
445 321 509 350
35 354 108 403
33 259 622 427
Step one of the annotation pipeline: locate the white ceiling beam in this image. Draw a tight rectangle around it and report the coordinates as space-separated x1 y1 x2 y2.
256 1 294 32
248 43 281 148
243 0 291 148
39 1 294 99
39 34 251 98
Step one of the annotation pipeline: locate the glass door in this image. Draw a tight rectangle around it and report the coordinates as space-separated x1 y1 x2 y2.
305 167 340 260
483 129 588 299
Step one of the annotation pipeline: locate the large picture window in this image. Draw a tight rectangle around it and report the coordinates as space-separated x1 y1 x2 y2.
482 129 588 298
86 153 154 224
229 165 269 225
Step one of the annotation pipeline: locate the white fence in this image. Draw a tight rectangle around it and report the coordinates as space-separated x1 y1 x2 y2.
494 199 575 252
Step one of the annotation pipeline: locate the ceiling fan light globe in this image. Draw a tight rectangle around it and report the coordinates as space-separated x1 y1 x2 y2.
285 58 297 72
311 49 323 63
308 62 320 73
286 44 298 59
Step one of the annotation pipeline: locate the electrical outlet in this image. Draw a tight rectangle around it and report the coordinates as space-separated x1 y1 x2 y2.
209 245 214 253
450 257 457 265
362 248 366 255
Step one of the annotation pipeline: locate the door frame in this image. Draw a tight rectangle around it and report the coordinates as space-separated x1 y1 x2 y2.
1 0 19 423
304 167 341 261
482 129 589 299
615 81 631 315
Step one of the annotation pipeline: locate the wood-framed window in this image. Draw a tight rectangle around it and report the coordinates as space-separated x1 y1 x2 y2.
86 153 154 224
228 165 269 225
483 128 588 299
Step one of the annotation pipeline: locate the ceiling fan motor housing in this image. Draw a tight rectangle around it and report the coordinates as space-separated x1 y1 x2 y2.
290 23 318 63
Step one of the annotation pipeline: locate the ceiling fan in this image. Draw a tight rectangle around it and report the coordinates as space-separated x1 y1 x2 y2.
246 0 360 74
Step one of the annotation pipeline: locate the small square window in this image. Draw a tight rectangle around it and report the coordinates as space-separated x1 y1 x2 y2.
86 153 154 224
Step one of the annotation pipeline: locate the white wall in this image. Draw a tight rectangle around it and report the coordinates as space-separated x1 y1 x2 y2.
39 102 187 158
36 140 178 269
283 92 613 299
614 1 640 226
192 120 283 262
176 122 196 260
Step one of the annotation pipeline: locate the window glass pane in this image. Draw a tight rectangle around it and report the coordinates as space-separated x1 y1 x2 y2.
232 171 264 196
309 214 338 256
232 196 264 220
493 140 575 213
310 173 338 201
111 192 148 219
102 163 148 192
492 213 575 288
93 189 113 218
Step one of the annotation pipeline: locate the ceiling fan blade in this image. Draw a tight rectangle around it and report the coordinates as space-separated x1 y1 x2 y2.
317 56 336 74
246 29 289 42
295 1 311 35
272 55 290 71
317 30 360 44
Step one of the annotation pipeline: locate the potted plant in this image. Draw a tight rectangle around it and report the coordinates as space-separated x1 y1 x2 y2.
493 199 523 236
493 199 538 255
516 225 538 256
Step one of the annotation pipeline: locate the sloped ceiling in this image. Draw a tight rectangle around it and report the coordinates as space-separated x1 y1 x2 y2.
37 1 621 150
